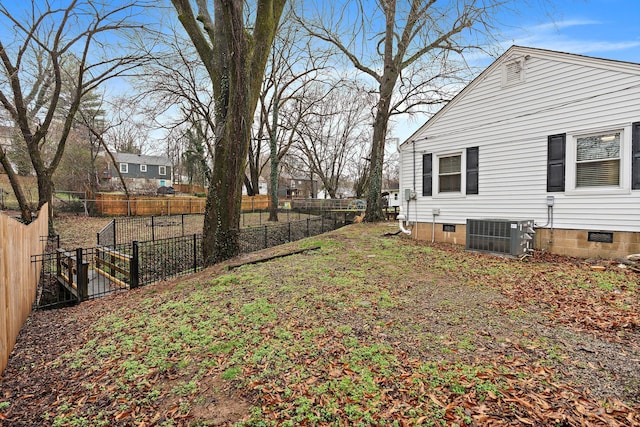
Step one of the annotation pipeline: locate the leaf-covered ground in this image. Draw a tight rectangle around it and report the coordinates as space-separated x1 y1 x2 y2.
1 223 639 426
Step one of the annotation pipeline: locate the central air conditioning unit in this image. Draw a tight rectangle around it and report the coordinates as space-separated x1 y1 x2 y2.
466 218 535 257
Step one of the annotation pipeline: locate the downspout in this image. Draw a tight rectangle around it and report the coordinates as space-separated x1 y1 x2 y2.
397 207 411 235
397 142 415 236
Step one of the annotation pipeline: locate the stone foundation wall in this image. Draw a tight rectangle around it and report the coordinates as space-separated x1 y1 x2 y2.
534 228 640 259
408 222 640 259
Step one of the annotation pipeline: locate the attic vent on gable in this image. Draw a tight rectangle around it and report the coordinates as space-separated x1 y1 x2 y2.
502 58 526 87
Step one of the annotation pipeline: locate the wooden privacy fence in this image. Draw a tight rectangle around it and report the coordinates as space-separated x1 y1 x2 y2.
95 193 271 216
0 204 49 375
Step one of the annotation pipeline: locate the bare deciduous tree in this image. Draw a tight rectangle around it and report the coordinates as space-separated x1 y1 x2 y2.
293 82 372 199
252 12 331 221
139 23 216 174
299 0 513 221
0 0 150 229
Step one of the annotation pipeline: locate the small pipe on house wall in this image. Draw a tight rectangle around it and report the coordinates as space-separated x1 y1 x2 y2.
535 203 554 249
432 213 436 243
412 141 416 192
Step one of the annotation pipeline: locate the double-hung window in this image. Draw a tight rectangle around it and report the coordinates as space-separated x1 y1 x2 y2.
159 165 167 176
549 125 636 194
438 155 461 193
575 132 620 188
119 163 128 173
423 147 478 196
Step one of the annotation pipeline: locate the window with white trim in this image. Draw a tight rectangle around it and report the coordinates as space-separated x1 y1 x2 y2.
140 164 147 172
575 131 620 187
563 125 631 194
119 163 128 173
438 154 461 193
159 165 166 175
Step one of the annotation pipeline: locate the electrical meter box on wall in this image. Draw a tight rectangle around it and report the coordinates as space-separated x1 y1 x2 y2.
404 189 416 201
466 219 535 257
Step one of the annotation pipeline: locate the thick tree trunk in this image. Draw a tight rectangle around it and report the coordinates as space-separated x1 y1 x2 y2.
172 0 285 264
36 171 55 234
202 0 250 264
0 147 32 222
365 84 393 222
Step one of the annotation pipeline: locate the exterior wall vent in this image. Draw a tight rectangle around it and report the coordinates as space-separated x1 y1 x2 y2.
466 219 535 257
502 58 526 87
587 231 613 243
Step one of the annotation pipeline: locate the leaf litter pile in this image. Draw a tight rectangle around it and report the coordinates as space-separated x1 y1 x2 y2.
1 223 639 426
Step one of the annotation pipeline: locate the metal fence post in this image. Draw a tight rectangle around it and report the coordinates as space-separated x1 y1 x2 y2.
264 225 268 249
182 214 185 236
76 248 88 302
288 221 291 242
151 216 155 241
306 218 310 237
193 234 197 272
131 241 140 288
321 215 324 233
113 219 117 246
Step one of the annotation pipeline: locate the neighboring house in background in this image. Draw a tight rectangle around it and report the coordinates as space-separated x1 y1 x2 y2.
383 183 400 208
277 174 319 199
398 45 640 259
103 153 173 193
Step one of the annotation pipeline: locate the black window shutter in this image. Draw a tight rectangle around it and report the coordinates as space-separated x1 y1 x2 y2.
466 146 479 195
422 153 432 196
547 134 566 192
632 122 640 190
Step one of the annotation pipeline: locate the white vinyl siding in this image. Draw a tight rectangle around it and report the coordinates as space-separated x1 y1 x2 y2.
399 47 640 232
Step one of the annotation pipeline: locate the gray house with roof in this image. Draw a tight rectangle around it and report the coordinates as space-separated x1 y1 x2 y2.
104 153 173 192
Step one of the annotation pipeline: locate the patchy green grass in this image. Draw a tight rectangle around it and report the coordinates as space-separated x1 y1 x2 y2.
2 224 639 426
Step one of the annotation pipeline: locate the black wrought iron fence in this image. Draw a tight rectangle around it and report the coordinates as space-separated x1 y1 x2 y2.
136 234 202 286
96 210 329 247
33 212 349 310
32 243 134 310
97 213 204 246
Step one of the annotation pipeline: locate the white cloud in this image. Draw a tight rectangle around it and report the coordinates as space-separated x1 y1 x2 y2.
492 16 640 63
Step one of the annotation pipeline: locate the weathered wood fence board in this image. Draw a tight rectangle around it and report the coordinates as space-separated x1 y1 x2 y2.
0 204 48 375
95 194 271 216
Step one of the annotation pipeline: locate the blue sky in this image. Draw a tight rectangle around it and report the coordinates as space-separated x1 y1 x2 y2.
1 0 638 145
392 0 640 141
495 0 640 64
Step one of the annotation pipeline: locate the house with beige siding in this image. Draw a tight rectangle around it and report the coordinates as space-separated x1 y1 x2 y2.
398 46 640 259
